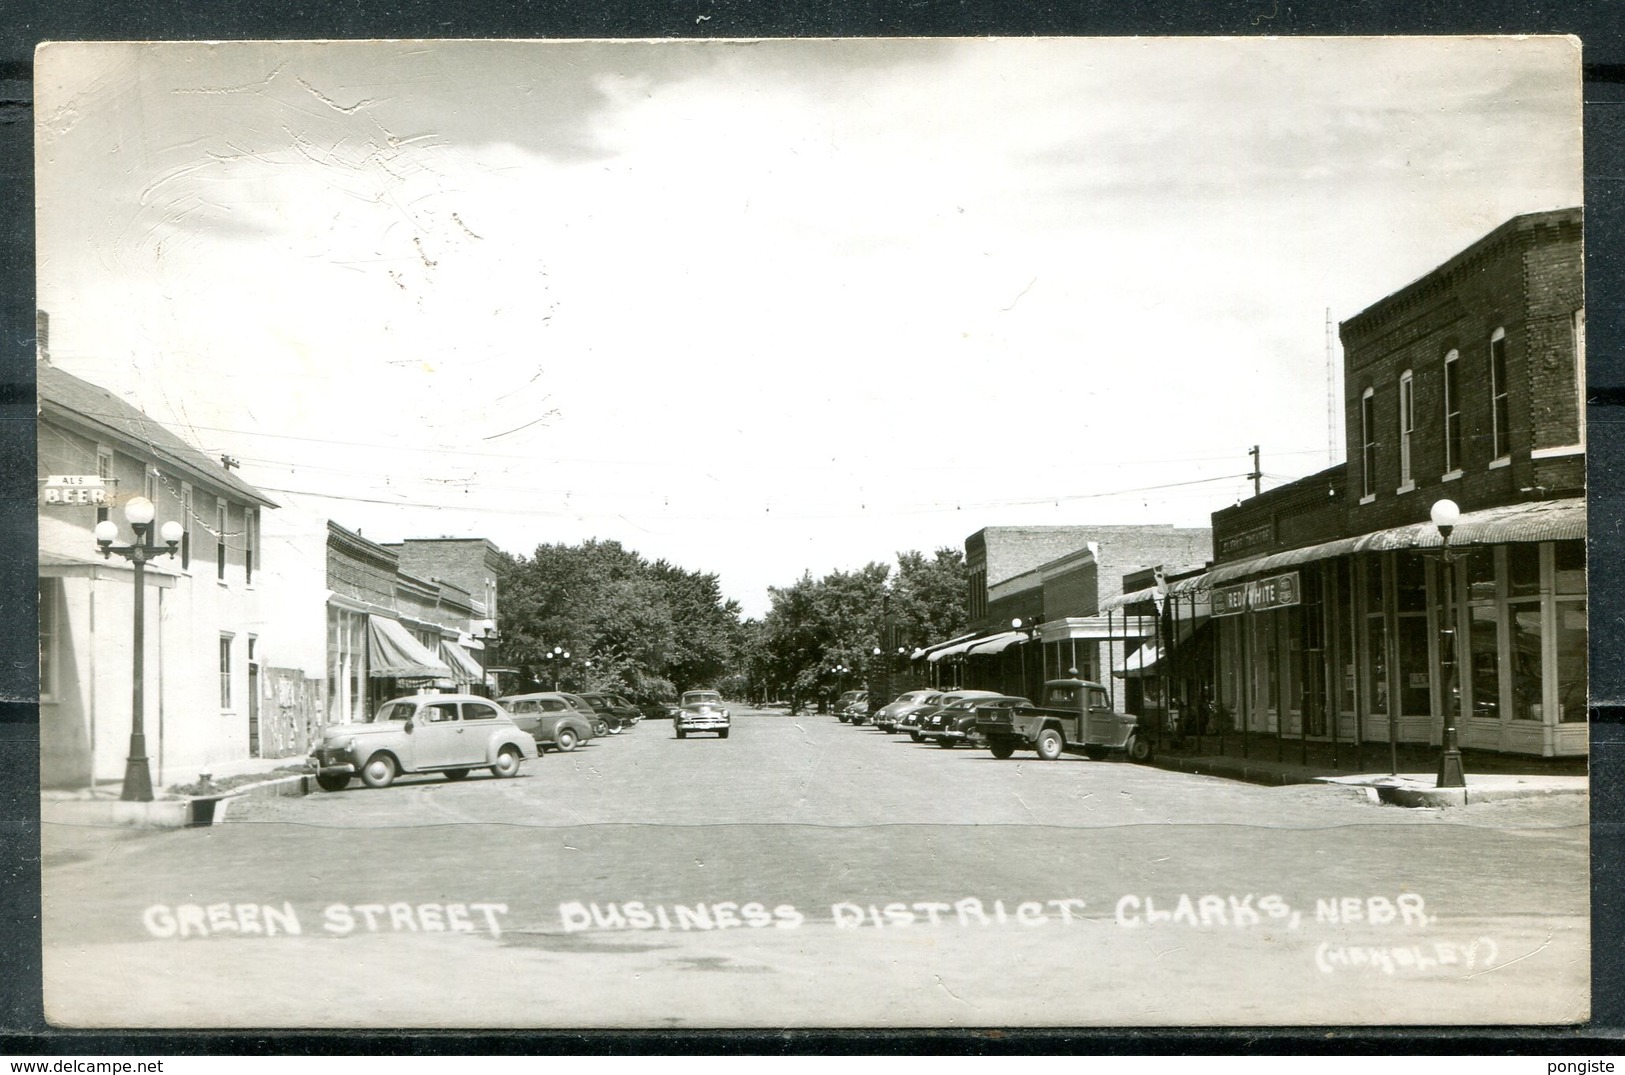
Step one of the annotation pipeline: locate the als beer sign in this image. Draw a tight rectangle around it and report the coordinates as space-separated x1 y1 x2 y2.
41 474 110 506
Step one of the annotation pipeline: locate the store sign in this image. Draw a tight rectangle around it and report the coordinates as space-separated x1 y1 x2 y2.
1246 572 1301 611
1211 584 1248 617
1211 572 1301 616
40 475 109 505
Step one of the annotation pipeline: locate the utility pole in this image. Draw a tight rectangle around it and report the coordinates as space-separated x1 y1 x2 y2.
1248 445 1261 497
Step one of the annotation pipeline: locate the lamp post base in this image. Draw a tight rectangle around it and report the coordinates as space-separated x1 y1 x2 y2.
1436 736 1466 789
121 755 154 802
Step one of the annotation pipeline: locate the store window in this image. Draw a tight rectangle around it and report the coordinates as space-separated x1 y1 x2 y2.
39 580 59 702
1490 327 1510 460
1335 559 1355 714
1443 349 1463 474
1555 541 1586 724
1363 557 1389 717
1508 605 1543 720
1394 554 1431 717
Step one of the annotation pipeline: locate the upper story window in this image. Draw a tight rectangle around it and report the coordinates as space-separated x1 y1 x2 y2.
1490 327 1510 460
95 446 112 525
180 483 193 569
219 634 234 709
216 498 228 581
1397 371 1414 491
1360 388 1377 500
245 508 258 585
1575 308 1587 448
1443 349 1463 474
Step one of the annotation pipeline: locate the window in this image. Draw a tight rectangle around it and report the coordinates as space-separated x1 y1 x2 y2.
95 446 112 525
1360 388 1377 499
1575 308 1586 448
219 635 234 709
180 483 193 569
423 701 459 724
216 499 228 581
245 508 258 585
463 702 499 721
1397 370 1414 490
1443 350 1463 474
39 580 59 702
1490 327 1510 459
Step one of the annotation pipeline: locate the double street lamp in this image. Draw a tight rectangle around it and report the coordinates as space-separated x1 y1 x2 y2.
94 496 184 802
542 645 571 691
1430 499 1467 789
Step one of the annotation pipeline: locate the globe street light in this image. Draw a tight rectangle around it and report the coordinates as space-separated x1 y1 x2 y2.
1430 499 1467 789
94 496 183 802
475 620 499 698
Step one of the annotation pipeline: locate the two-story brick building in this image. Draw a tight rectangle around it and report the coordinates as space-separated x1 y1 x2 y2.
37 357 277 788
1104 208 1585 759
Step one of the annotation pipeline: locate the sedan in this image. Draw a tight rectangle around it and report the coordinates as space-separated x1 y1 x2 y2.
499 692 598 753
309 694 537 791
674 689 730 739
576 691 642 734
900 689 1004 743
873 690 943 733
932 694 1031 748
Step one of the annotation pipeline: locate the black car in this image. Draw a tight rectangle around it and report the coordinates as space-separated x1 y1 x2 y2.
899 690 1003 742
934 694 1031 748
575 691 641 734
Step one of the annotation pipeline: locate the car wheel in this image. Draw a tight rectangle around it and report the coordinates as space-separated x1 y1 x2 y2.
315 772 351 792
1127 734 1153 763
909 731 924 743
491 746 522 779
608 724 624 735
676 728 687 739
989 737 1017 760
554 729 578 753
719 729 729 739
884 726 896 734
443 768 471 781
1083 745 1108 761
837 714 850 723
595 721 609 737
360 753 396 789
937 737 956 749
1036 728 1064 761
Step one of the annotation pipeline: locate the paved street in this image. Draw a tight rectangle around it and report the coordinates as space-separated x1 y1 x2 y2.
42 705 1589 1029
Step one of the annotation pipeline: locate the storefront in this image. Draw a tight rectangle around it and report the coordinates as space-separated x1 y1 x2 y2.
1105 499 1586 758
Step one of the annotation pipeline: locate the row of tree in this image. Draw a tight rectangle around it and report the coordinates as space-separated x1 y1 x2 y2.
496 540 968 706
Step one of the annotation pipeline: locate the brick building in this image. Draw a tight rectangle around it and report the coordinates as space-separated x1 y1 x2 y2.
1104 208 1585 758
917 524 1212 699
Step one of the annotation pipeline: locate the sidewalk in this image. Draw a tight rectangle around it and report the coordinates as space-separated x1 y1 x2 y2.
1145 733 1588 806
42 754 311 829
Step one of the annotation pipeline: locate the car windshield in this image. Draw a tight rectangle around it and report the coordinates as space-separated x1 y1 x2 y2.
684 692 721 704
371 701 417 723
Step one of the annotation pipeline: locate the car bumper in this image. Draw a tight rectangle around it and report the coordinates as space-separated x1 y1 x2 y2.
676 717 730 731
308 752 357 776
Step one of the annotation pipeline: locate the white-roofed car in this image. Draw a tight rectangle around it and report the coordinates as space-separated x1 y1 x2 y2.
309 694 537 790
674 689 730 739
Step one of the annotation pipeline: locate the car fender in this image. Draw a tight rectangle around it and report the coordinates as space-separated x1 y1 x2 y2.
484 732 536 764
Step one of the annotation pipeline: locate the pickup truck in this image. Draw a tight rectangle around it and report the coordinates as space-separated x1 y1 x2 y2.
974 678 1152 763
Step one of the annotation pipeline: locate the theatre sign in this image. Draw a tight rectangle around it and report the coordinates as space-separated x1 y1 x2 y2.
1211 572 1301 617
40 474 110 506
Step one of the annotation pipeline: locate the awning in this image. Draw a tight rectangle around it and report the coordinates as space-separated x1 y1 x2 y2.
927 637 982 663
964 631 1028 656
914 631 980 661
1038 615 1157 642
440 641 486 684
1100 497 1585 610
1112 614 1209 678
368 616 453 679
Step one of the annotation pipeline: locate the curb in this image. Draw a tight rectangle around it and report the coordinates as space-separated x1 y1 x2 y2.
1147 756 1324 787
42 772 312 830
1371 783 1586 808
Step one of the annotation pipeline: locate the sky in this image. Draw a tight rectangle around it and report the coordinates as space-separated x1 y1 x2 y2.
34 37 1583 618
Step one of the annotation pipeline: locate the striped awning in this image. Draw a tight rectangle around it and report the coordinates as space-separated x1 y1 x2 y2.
964 630 1029 656
368 616 453 679
1101 497 1584 611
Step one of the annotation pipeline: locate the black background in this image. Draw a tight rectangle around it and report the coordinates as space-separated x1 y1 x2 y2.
1 0 1621 1056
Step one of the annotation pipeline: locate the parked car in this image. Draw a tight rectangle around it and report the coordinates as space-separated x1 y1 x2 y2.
498 692 598 753
900 689 1003 743
834 690 865 723
674 689 731 739
575 691 642 734
873 690 943 733
308 694 537 791
636 698 679 721
976 678 1151 762
559 692 611 737
933 694 1031 748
